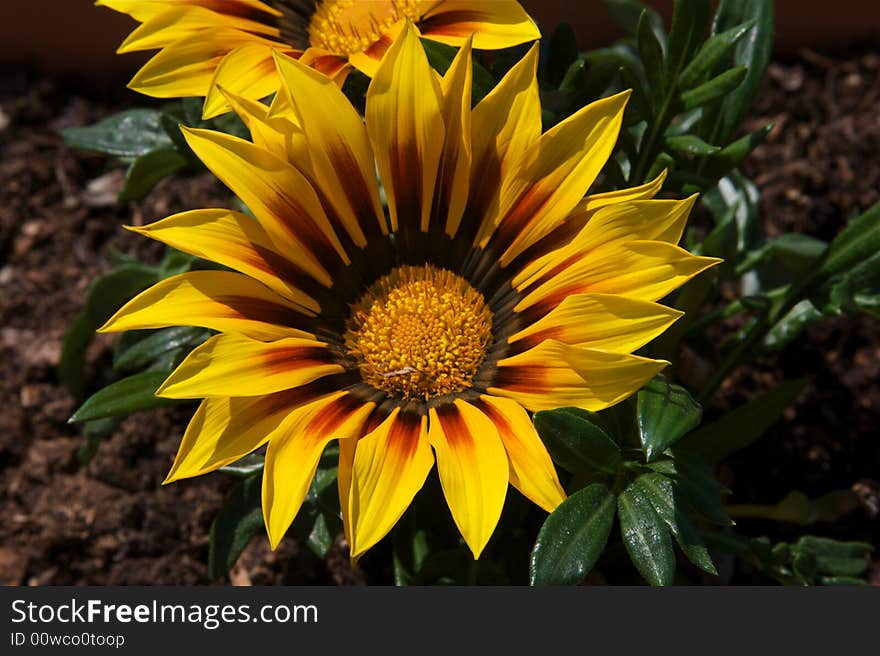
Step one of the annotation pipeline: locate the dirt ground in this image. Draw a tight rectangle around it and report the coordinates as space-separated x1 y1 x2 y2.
0 46 877 585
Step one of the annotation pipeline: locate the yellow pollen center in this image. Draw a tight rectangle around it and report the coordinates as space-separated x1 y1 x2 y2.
307 0 423 56
345 264 494 400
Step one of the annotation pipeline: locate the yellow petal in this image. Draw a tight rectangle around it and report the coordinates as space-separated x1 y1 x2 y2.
428 399 509 559
202 43 283 119
164 386 334 483
579 168 667 214
263 392 375 549
508 293 683 353
128 208 321 310
182 127 349 280
490 90 632 264
349 409 433 558
98 0 280 23
420 0 540 50
366 22 444 233
116 5 278 54
468 43 540 244
99 270 314 340
157 333 343 399
273 51 388 242
436 36 473 238
127 28 256 97
476 395 566 513
491 339 669 412
220 88 307 164
516 241 722 317
512 195 697 290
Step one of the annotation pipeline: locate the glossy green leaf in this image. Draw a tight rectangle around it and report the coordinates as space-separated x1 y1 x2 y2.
61 109 173 159
637 376 702 460
618 481 675 585
665 0 711 80
530 483 616 585
708 0 774 141
680 66 748 110
764 301 824 350
819 202 880 280
665 134 720 155
703 123 773 177
119 147 189 201
645 151 675 184
218 453 265 478
679 379 808 463
208 473 264 580
533 408 623 474
678 19 755 88
84 265 159 326
114 326 213 371
68 370 181 423
634 472 717 575
289 459 342 558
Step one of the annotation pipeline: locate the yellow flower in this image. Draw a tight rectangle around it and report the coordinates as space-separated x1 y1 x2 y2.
97 0 540 118
100 25 720 559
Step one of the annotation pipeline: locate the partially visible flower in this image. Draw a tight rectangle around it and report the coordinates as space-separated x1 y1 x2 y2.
100 25 720 559
97 0 539 117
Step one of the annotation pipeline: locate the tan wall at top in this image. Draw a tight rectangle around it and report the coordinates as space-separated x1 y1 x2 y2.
1 1 878 79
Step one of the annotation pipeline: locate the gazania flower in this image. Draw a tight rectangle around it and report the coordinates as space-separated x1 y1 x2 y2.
100 24 720 559
97 0 539 118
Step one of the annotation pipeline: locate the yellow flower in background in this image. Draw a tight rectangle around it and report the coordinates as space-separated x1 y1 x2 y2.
97 0 540 117
100 24 719 559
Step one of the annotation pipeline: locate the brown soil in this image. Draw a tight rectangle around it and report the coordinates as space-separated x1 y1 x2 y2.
0 47 877 586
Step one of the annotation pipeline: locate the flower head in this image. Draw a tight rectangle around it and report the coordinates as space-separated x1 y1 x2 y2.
97 0 539 118
100 25 720 559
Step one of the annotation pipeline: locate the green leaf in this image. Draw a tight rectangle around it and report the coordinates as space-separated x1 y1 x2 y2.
602 0 666 44
208 474 264 580
645 151 675 184
680 66 748 110
530 483 616 585
618 481 676 585
670 450 732 525
83 265 159 326
288 459 342 558
679 379 808 463
114 326 212 371
726 489 861 525
68 370 182 423
545 22 579 88
634 473 717 575
637 9 666 102
703 123 773 177
218 453 265 478
420 38 495 105
764 301 824 350
637 376 702 460
77 417 122 464
58 310 97 399
708 0 774 142
665 134 720 155
533 408 623 474
61 109 174 159
795 536 872 578
665 0 712 80
119 147 189 201
678 19 755 88
819 202 880 280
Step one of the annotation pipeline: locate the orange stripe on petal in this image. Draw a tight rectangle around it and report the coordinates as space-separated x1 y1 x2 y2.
492 340 668 412
99 270 314 340
203 43 283 119
263 392 375 549
182 127 349 282
475 395 565 513
366 22 444 233
428 399 508 559
157 333 343 399
128 209 321 309
349 409 433 558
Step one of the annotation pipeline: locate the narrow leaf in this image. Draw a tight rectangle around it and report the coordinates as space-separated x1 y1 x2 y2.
665 134 720 155
114 326 213 371
208 474 264 580
679 20 755 88
637 376 702 460
534 408 623 474
120 147 189 201
618 481 676 585
69 370 181 423
61 109 173 159
680 66 748 110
